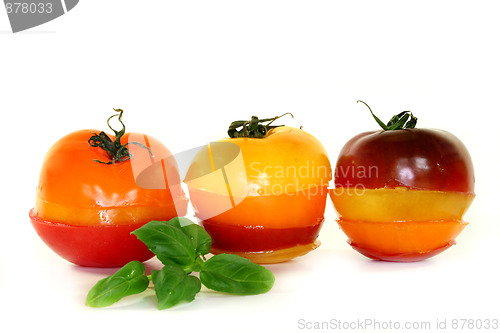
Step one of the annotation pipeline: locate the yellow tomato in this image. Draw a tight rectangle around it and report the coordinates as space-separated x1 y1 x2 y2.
185 126 332 263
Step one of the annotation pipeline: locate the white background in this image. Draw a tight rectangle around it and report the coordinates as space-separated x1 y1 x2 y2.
1 1 499 332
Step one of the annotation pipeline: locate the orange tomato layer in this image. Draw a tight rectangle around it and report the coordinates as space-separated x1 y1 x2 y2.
190 187 328 229
331 187 474 222
338 218 468 262
35 130 188 226
34 196 185 226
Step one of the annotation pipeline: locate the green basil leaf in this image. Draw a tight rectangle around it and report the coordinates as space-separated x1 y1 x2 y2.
132 220 196 268
177 219 212 257
151 265 201 310
200 254 275 295
191 256 205 273
86 261 149 308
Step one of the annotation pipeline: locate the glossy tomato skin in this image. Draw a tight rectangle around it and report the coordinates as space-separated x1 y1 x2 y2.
350 240 455 262
35 130 187 226
32 129 188 267
201 218 323 252
335 129 474 193
30 209 153 267
186 126 331 263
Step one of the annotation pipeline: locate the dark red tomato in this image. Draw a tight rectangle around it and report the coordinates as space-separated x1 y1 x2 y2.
331 102 475 262
335 129 475 193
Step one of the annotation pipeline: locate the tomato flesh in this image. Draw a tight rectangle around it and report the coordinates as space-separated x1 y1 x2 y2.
331 187 475 222
30 209 153 267
190 187 328 229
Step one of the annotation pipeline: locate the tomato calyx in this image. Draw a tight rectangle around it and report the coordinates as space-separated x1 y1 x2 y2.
357 100 418 130
227 113 294 138
88 108 153 164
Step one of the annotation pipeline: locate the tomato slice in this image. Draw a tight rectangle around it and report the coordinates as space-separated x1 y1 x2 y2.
202 218 324 252
337 218 468 262
350 241 455 262
30 209 153 267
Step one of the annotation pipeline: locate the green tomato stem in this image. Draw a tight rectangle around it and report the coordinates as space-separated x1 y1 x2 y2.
357 100 418 130
227 113 294 138
88 108 154 164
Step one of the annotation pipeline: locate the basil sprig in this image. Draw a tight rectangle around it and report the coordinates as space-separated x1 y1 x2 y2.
85 217 275 309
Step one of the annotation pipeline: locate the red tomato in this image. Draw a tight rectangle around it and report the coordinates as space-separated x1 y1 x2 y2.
30 110 188 267
330 102 475 261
